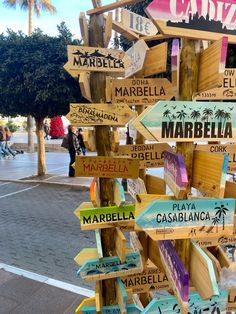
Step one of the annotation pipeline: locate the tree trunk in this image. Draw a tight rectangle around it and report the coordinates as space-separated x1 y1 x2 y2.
35 117 46 176
89 14 116 306
27 0 34 154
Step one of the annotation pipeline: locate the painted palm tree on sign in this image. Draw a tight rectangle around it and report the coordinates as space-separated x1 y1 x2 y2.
190 110 201 122
176 109 187 128
3 0 56 36
212 216 220 233
202 108 213 122
163 109 172 121
215 109 225 123
214 204 229 230
223 111 231 131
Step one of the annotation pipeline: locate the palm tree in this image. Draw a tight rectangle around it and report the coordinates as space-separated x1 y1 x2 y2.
215 109 225 123
163 109 171 121
202 108 213 122
3 0 56 36
176 110 187 128
190 110 201 121
214 204 229 230
212 216 220 233
223 111 231 131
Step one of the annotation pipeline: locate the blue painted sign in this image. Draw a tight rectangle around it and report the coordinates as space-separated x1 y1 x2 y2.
78 252 143 282
140 101 236 142
81 304 142 314
158 240 189 313
135 198 235 240
142 289 228 314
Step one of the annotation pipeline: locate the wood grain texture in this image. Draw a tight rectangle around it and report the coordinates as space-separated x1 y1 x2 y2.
87 0 143 15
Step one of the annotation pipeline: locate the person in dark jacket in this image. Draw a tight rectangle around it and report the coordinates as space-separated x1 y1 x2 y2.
67 125 81 177
77 128 86 156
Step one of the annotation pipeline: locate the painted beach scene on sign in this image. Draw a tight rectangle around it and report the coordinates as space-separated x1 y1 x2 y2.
146 0 236 43
77 251 143 282
142 289 228 314
140 101 236 142
135 198 235 240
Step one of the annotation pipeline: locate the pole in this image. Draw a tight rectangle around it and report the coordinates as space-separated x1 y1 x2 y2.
175 38 200 271
89 14 116 305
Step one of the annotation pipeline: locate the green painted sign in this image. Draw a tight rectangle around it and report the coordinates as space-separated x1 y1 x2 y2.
140 101 236 142
80 204 135 230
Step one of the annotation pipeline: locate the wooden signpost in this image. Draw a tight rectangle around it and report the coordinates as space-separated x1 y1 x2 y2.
79 72 92 102
164 151 188 198
135 198 235 240
192 150 228 198
131 106 156 141
121 9 158 36
64 46 130 77
197 37 228 92
195 143 236 172
73 156 139 179
77 204 135 230
77 251 143 281
140 100 236 142
125 40 149 78
116 143 172 169
66 103 135 127
79 12 89 46
158 240 189 314
142 290 228 314
146 0 236 43
111 78 175 105
87 0 144 15
195 68 236 100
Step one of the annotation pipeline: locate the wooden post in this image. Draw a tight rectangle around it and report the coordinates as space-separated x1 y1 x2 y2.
175 39 200 271
89 14 116 306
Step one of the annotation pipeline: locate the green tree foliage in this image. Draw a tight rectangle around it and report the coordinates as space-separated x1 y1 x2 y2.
0 23 83 175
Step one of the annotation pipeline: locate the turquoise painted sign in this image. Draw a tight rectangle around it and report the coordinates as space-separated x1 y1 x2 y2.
140 101 236 142
81 304 142 314
78 252 143 282
142 289 228 314
135 198 235 240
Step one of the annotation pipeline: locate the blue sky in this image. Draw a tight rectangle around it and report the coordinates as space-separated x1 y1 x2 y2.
0 0 111 38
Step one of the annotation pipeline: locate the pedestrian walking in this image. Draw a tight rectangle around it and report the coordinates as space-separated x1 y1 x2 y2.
0 126 10 159
77 128 86 156
44 120 50 140
67 125 81 177
4 127 16 158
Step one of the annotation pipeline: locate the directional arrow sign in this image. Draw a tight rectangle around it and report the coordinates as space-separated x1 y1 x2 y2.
74 156 139 179
77 204 135 230
140 101 236 142
116 143 172 169
121 9 158 36
135 198 235 240
194 68 236 100
66 103 135 127
146 0 236 43
64 45 130 76
158 240 189 314
112 78 175 105
77 251 143 282
142 290 228 314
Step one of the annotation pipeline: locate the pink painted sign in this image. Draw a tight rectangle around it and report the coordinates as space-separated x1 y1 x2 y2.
164 151 188 198
146 0 236 43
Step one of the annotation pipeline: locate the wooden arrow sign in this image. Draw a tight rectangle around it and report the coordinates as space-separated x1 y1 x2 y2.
164 151 188 198
158 240 189 314
74 156 139 179
121 9 158 36
87 0 144 15
125 39 149 78
77 204 135 230
111 78 175 105
194 68 236 100
142 290 228 314
64 45 130 76
77 251 143 282
127 178 147 199
195 143 236 172
140 100 236 142
146 0 236 43
116 143 172 169
66 103 135 127
77 304 142 314
135 198 235 240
